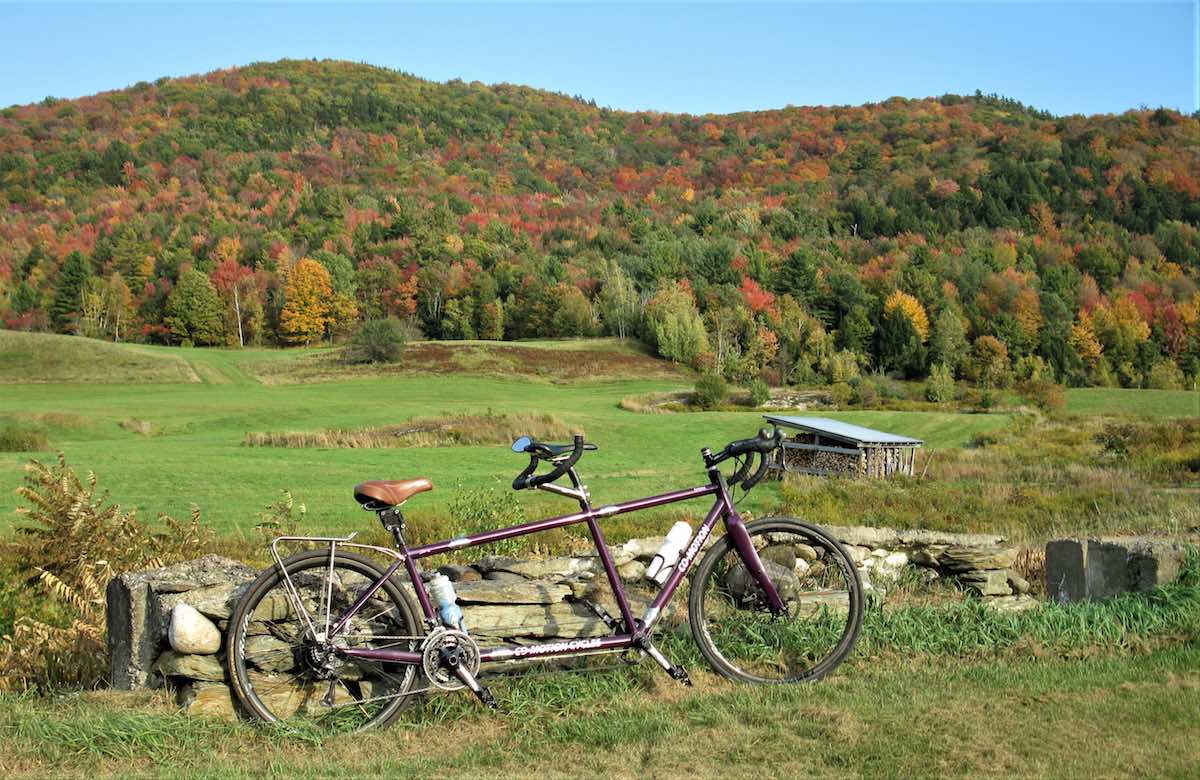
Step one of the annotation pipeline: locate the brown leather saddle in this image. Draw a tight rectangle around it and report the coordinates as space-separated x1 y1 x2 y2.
353 478 432 511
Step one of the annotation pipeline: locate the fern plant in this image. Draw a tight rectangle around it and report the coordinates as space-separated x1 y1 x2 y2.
0 453 212 691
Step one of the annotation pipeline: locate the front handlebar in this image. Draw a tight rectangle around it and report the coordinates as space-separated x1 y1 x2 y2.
512 434 587 490
510 427 781 495
704 427 782 490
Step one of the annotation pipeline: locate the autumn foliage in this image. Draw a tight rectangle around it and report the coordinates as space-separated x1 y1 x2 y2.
280 259 333 346
0 60 1197 389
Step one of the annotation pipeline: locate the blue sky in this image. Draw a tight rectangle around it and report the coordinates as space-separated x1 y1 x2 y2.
0 2 1195 116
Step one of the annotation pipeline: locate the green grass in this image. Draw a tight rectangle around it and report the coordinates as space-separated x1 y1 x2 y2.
0 337 1012 538
1066 386 1200 418
2 644 1197 777
0 331 202 384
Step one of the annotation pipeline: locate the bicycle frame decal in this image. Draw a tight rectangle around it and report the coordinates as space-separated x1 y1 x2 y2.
510 637 604 658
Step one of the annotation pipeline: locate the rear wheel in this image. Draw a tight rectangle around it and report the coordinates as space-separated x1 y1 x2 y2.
227 550 424 732
688 518 863 684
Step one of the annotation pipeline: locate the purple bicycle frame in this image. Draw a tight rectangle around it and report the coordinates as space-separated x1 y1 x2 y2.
334 471 785 668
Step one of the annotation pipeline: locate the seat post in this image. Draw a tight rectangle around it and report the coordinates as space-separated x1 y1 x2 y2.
567 467 591 512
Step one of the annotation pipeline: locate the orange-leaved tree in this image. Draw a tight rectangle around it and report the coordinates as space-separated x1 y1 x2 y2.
280 258 333 346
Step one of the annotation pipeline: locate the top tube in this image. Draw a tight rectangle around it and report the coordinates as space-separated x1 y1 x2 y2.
405 483 720 560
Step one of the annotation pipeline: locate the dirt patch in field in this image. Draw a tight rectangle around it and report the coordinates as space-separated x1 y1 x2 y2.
403 343 682 380
253 341 687 384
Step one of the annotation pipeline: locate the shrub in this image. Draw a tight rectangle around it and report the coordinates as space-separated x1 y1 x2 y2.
1146 360 1185 390
693 373 728 409
1014 355 1051 383
828 381 853 406
0 421 49 452
823 350 861 384
449 486 526 559
748 379 771 407
0 454 212 691
851 378 879 407
1096 423 1138 458
1019 378 1067 412
344 318 408 364
924 363 956 404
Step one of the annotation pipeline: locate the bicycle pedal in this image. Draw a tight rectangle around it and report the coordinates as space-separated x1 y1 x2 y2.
475 685 498 710
641 638 692 686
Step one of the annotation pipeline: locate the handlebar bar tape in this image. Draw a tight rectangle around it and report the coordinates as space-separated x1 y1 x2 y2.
742 448 773 489
728 451 756 486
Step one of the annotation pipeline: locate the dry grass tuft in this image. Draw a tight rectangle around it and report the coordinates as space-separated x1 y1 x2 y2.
118 418 160 436
243 411 577 449
618 391 689 413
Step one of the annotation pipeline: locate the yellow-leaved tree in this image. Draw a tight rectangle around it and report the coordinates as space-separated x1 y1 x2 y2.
883 290 930 341
280 258 333 345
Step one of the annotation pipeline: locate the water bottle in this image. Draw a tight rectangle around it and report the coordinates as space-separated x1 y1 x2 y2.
428 573 466 631
645 521 693 585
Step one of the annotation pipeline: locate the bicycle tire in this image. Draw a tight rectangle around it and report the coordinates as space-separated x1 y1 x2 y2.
226 549 423 731
688 517 864 684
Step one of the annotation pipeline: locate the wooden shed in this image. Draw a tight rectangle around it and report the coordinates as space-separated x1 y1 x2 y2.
763 415 924 479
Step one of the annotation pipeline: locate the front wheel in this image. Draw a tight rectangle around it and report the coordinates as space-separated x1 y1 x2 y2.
688 517 863 684
226 550 424 732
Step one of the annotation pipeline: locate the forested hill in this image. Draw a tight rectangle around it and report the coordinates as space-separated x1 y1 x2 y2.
2 59 1199 388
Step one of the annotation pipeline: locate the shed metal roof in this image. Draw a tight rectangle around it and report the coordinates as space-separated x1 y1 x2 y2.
762 415 924 447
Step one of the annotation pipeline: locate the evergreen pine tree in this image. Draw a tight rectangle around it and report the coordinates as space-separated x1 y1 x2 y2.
165 269 225 345
50 251 92 333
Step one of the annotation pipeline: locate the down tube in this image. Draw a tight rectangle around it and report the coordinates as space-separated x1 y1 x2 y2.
640 497 725 632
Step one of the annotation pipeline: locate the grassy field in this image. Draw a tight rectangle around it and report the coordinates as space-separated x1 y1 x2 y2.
0 333 1013 539
3 644 1197 777
1065 386 1199 418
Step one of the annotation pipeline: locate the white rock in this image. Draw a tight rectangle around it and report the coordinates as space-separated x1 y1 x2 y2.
871 548 889 558
845 546 868 563
169 603 222 655
884 552 909 568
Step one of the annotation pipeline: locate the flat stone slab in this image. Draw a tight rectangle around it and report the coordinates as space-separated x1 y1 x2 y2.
463 601 611 639
958 569 1012 596
1046 536 1189 603
454 579 571 605
155 650 226 682
825 525 1009 551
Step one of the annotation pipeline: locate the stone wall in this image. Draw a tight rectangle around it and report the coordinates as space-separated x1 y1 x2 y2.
106 522 1034 716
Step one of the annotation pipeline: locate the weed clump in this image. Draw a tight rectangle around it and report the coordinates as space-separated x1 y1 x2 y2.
0 421 49 452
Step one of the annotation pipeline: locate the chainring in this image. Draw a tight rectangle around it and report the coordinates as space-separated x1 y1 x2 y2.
420 627 481 691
